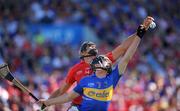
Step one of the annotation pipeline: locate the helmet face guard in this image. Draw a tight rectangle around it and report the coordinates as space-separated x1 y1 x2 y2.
79 41 98 59
90 55 112 74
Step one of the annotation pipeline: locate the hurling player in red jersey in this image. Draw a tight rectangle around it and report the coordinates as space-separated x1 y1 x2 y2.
46 16 153 111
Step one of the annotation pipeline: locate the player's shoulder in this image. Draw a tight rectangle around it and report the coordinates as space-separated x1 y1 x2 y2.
80 74 94 82
71 62 81 69
109 65 122 76
70 61 87 71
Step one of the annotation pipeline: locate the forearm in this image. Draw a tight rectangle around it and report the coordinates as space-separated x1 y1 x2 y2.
118 16 154 74
112 16 154 62
48 83 71 99
45 91 79 106
120 33 136 51
121 24 147 63
45 94 72 106
123 36 141 62
118 36 141 74
112 33 136 61
49 89 61 99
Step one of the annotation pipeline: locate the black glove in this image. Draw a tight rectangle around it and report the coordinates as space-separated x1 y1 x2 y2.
136 25 146 39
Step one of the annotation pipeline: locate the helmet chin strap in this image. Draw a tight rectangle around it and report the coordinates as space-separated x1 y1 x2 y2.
94 67 108 72
80 54 95 59
80 49 98 59
93 66 112 74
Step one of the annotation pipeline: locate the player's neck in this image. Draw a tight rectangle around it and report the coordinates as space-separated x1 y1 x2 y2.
95 70 107 78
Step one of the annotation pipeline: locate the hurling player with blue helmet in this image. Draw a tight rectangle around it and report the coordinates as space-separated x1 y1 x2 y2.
38 16 155 111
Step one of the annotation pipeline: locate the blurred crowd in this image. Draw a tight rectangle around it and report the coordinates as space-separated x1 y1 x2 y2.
0 0 180 111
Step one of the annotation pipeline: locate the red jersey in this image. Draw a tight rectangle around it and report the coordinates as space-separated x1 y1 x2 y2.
65 52 115 105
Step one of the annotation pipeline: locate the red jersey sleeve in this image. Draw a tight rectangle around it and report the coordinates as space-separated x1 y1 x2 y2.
65 67 76 85
106 52 115 63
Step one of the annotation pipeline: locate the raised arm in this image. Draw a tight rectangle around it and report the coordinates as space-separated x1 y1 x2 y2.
118 16 154 74
112 16 154 62
39 91 79 106
111 33 136 61
118 36 141 74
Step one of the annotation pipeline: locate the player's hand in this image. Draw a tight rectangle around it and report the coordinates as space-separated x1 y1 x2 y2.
142 16 154 30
